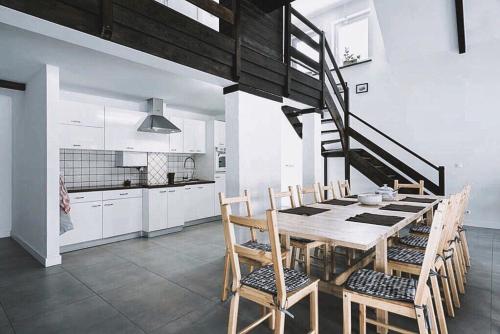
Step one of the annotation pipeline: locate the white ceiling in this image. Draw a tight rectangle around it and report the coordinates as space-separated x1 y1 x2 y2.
0 23 226 114
293 0 351 17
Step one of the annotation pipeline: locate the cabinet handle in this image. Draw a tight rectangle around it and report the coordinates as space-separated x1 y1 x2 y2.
104 203 114 206
198 187 204 189
159 191 167 193
75 196 85 199
91 205 101 208
185 187 191 190
70 120 81 124
126 146 134 150
119 193 129 196
171 149 176 152
72 144 81 147
168 190 175 193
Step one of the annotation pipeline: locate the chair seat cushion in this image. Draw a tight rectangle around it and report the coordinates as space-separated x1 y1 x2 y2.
399 235 428 249
388 246 425 265
242 240 272 252
291 237 314 244
410 225 431 234
241 265 310 295
345 269 417 303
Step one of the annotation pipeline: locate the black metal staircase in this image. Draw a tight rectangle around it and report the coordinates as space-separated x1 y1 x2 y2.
282 4 445 195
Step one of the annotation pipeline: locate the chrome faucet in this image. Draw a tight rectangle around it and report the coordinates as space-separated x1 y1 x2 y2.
183 156 196 180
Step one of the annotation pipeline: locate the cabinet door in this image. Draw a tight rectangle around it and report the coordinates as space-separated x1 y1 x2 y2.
105 107 169 153
59 124 104 150
214 174 226 215
183 187 196 221
196 184 215 219
60 201 103 246
145 189 168 232
214 121 225 148
103 198 142 238
59 100 104 128
169 117 184 153
167 188 185 228
184 119 206 153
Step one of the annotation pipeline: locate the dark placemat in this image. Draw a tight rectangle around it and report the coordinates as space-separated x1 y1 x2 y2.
347 213 405 226
322 199 357 206
399 197 436 204
280 206 330 216
380 204 425 213
345 195 358 199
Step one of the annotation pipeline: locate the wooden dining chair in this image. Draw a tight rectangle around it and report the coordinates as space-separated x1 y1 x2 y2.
338 180 351 198
394 180 425 195
387 197 456 334
219 191 289 302
296 184 321 207
343 201 447 334
268 186 328 278
222 206 319 334
318 181 339 202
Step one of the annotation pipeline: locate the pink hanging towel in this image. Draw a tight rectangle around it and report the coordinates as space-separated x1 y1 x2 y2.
60 176 71 214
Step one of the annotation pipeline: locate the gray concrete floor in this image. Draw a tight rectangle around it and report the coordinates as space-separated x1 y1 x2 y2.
0 222 498 333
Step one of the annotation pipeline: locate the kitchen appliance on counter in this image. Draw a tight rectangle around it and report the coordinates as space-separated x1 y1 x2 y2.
215 146 226 173
167 172 175 185
375 184 398 201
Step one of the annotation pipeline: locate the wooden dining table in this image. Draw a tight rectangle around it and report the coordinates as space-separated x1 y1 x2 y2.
275 194 441 334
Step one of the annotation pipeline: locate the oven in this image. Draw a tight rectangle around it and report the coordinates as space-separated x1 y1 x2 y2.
215 147 226 172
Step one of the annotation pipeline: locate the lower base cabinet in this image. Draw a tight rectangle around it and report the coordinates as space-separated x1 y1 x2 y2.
184 184 215 222
60 201 103 246
103 197 142 238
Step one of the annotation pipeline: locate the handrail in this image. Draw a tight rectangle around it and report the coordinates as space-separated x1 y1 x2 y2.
290 7 322 35
348 112 440 171
324 39 347 93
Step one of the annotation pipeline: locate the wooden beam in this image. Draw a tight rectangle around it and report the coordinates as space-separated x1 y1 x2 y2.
223 84 284 103
0 80 26 91
101 0 113 39
185 0 234 24
455 0 466 54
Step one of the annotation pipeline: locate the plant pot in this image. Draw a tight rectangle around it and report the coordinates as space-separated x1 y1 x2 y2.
343 59 358 66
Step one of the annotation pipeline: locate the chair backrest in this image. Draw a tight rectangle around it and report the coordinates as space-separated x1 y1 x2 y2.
221 205 286 302
338 180 351 197
297 184 321 206
219 190 257 241
394 180 425 195
436 193 461 256
268 186 296 210
318 181 339 202
415 200 448 305
457 184 471 228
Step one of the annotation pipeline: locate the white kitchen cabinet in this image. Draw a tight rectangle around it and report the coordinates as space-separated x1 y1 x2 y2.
214 174 226 215
214 120 225 148
169 116 184 153
184 184 214 221
183 119 206 154
59 124 104 150
167 187 185 228
60 201 103 247
167 0 198 20
105 107 169 153
59 100 104 128
103 197 142 238
143 188 168 232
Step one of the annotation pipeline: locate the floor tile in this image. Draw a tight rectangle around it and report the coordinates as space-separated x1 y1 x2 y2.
447 313 491 333
492 319 500 334
0 271 94 321
67 261 165 293
100 278 212 332
0 325 14 334
0 305 9 327
62 247 127 271
11 296 119 334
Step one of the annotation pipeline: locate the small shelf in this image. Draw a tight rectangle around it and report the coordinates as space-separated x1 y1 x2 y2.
338 58 372 70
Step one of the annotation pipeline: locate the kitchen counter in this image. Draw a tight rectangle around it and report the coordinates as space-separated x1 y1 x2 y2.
67 180 215 193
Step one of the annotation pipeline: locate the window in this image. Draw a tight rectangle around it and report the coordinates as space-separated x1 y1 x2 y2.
334 15 369 66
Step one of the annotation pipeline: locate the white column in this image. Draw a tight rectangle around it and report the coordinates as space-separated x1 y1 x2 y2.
302 112 322 186
11 64 61 267
225 90 283 216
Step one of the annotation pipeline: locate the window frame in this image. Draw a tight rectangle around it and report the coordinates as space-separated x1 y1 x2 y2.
332 9 371 66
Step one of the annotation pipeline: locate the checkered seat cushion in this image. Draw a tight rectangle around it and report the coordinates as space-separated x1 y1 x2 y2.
399 235 428 249
410 225 431 234
345 269 417 303
388 246 425 265
291 237 315 244
242 241 272 252
241 265 310 295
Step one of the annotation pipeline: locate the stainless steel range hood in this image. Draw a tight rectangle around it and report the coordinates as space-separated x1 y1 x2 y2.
138 98 181 134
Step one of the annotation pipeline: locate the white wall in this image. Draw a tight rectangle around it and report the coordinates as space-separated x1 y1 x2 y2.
310 0 500 228
11 64 61 266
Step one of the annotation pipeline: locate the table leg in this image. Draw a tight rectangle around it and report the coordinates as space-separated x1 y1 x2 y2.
284 234 291 268
375 238 388 334
425 208 434 225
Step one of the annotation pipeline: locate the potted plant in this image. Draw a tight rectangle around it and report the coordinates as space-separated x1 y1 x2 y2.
343 47 361 65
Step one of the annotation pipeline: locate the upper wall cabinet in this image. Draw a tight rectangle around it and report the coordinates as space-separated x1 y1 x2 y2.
214 120 225 148
183 118 206 153
105 107 170 153
59 100 105 128
169 116 184 153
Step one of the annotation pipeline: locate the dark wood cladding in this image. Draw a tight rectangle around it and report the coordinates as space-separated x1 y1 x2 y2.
0 0 324 108
0 79 26 91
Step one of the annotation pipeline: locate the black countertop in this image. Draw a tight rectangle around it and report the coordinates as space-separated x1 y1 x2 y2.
67 180 215 193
